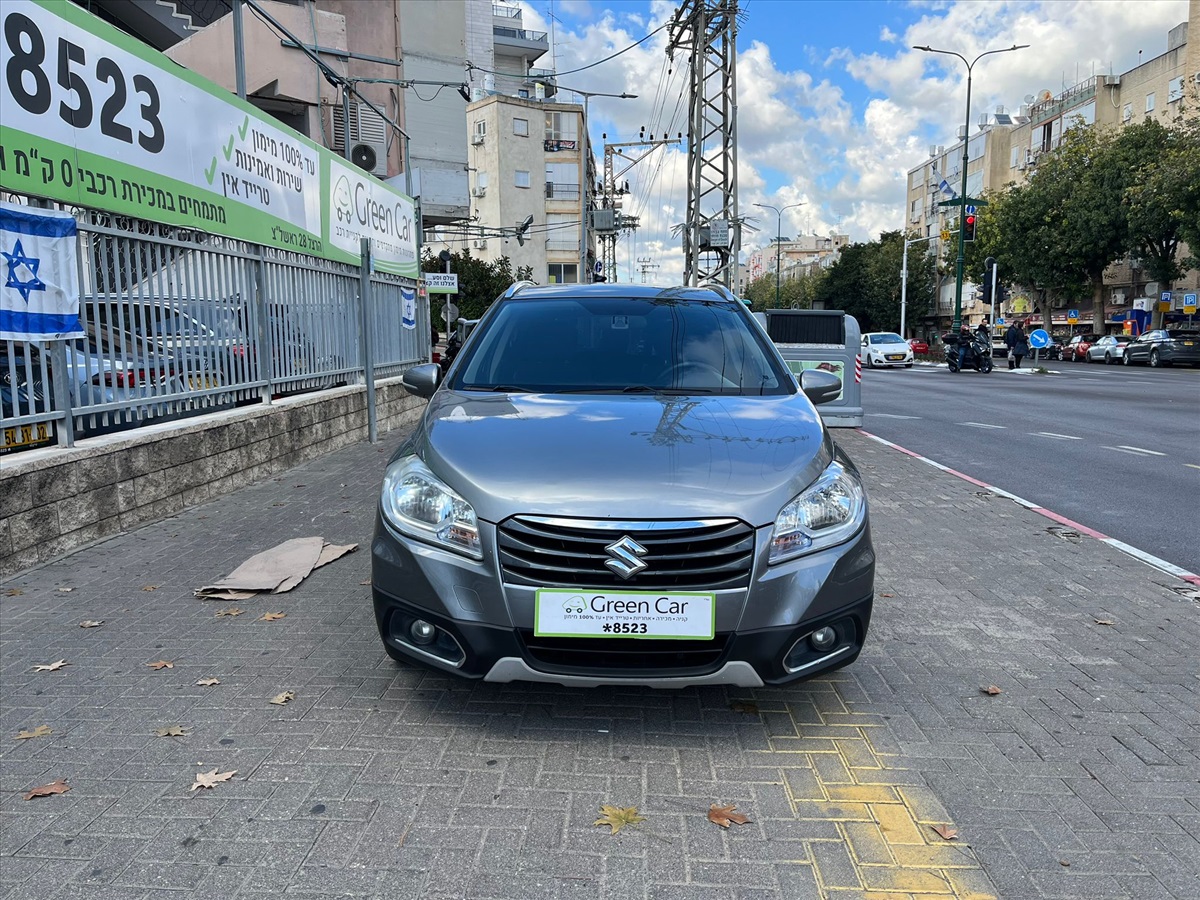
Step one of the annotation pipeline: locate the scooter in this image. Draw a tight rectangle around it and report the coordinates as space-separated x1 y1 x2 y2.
943 333 994 374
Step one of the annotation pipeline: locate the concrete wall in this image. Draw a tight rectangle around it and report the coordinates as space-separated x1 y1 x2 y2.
0 381 425 577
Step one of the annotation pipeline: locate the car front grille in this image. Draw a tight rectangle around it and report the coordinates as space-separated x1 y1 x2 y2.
518 631 731 674
496 516 755 590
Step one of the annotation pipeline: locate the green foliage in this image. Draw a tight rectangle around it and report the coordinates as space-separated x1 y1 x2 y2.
743 271 826 311
422 249 533 325
808 232 936 334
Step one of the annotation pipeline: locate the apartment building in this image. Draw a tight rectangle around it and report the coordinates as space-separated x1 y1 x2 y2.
445 95 594 284
748 235 850 284
904 1 1199 329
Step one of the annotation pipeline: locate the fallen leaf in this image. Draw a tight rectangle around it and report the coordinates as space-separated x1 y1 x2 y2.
981 685 1002 696
15 725 52 741
931 824 958 841
32 659 69 672
359 579 371 585
1093 618 1114 626
593 804 646 835
214 608 244 618
146 660 174 670
79 620 103 628
269 691 295 706
154 726 189 737
57 587 74 593
141 585 159 592
190 768 236 791
24 779 70 800
259 612 286 621
880 592 894 597
5 588 22 597
729 701 759 715
708 803 751 828
196 678 221 687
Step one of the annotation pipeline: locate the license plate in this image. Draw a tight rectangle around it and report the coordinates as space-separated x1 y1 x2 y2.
886 354 904 360
2 422 52 452
534 589 716 639
1184 341 1195 346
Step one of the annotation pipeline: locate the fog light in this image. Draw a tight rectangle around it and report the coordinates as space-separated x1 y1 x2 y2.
810 626 837 651
410 619 437 645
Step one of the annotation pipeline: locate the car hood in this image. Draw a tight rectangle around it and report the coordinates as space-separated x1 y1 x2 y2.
865 342 908 352
414 390 834 526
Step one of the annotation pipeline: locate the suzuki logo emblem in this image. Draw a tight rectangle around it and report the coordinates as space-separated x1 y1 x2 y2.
604 535 648 579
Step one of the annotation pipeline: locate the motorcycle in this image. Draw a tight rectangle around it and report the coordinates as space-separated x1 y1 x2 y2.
942 332 994 374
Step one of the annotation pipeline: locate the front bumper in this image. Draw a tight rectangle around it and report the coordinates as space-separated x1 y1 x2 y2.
371 515 874 688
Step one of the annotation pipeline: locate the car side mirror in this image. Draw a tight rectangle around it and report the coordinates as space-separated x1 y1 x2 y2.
402 363 440 399
799 369 842 406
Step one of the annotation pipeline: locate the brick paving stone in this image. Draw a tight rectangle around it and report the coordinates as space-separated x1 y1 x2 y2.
1 430 1198 899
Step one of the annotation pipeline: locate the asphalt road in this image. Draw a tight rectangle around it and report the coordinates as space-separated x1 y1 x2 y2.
858 355 1200 575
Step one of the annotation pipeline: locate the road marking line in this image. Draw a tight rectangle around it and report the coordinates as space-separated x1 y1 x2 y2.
960 422 1005 429
1033 432 1081 440
1186 464 1200 471
1117 445 1166 456
856 428 1200 588
867 413 922 419
1102 445 1163 457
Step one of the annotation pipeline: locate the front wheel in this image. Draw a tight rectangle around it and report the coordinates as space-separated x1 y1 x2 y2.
1104 353 1113 365
1123 352 1132 366
1150 349 1162 367
980 357 994 374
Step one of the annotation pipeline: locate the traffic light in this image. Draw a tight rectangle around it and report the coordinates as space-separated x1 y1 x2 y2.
962 213 977 242
979 259 995 306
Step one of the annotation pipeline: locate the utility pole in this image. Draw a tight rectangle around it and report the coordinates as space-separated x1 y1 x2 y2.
637 257 660 284
667 0 740 287
596 137 680 283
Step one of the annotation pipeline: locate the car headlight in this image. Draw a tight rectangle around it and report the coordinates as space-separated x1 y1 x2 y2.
769 460 866 564
380 456 482 559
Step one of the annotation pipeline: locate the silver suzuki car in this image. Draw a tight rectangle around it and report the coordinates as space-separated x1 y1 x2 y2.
371 282 874 687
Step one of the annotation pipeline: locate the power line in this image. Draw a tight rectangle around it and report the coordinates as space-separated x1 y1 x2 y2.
466 21 669 79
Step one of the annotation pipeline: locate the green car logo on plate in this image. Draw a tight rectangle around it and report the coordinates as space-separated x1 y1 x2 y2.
562 596 586 615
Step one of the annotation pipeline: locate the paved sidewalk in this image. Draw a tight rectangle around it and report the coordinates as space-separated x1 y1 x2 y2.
1 430 1197 900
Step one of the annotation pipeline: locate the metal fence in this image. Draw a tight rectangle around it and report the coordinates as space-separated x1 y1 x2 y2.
2 198 429 454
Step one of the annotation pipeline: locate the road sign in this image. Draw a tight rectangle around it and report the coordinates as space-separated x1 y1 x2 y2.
708 219 730 248
996 317 1005 325
965 204 976 215
594 260 604 275
940 230 951 242
442 302 459 325
1185 293 1198 314
1161 291 1173 304
426 273 459 294
1029 329 1050 349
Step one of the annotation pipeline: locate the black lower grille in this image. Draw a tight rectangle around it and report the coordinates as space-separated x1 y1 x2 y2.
497 516 755 589
519 631 731 674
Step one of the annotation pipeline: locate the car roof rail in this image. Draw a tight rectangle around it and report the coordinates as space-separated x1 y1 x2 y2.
695 281 745 304
500 280 539 300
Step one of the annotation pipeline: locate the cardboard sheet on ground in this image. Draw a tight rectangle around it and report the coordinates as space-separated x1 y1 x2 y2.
195 537 358 600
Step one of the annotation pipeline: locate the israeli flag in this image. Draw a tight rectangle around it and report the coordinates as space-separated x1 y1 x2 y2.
401 286 416 330
1 202 84 341
931 168 958 199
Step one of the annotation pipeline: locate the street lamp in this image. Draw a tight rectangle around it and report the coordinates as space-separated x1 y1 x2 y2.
753 202 804 307
914 43 1028 331
557 86 638 283
900 234 934 339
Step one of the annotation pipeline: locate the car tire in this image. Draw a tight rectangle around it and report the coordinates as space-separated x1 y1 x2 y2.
980 357 993 374
1104 353 1113 365
1123 351 1132 366
905 363 913 368
1150 349 1161 367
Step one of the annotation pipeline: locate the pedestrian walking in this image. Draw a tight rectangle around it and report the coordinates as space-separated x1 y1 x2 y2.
1004 321 1028 369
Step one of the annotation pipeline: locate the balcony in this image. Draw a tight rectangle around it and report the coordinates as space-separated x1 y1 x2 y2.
545 183 580 200
493 24 549 57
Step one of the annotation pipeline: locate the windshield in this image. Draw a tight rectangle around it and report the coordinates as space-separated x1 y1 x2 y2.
869 333 904 344
452 295 793 395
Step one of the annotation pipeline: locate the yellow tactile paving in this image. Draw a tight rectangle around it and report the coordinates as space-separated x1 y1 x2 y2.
758 681 1000 900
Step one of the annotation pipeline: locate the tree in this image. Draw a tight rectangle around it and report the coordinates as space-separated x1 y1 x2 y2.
422 249 533 325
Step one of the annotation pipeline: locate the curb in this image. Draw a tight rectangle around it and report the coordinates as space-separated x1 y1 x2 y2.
857 429 1200 588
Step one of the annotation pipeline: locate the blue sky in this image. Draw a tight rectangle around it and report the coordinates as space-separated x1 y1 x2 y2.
514 0 1191 283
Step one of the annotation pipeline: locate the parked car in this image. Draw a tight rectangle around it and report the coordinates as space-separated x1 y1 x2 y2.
1122 329 1200 367
860 332 914 368
908 338 930 355
1085 334 1133 364
1065 333 1099 361
372 282 874 688
1 341 54 453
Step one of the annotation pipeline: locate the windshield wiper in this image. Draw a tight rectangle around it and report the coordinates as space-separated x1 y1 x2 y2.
471 384 534 393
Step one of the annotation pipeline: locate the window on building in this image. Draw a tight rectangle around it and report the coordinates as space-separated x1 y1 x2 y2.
1010 146 1019 169
515 170 531 188
910 198 921 221
545 111 579 143
546 213 579 251
1122 103 1132 123
1065 100 1095 128
1168 76 1184 103
545 162 580 199
548 263 579 284
1146 92 1156 113
472 120 486 141
513 117 529 136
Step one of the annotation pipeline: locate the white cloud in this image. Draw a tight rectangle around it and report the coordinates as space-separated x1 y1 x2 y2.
512 0 1189 287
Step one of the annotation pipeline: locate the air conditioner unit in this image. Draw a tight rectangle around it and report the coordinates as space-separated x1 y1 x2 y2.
471 133 485 145
1112 291 1127 305
1017 158 1027 171
471 186 487 198
473 239 488 250
332 102 388 177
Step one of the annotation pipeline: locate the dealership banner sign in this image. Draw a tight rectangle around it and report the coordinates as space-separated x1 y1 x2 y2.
0 201 83 341
0 0 417 278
